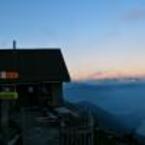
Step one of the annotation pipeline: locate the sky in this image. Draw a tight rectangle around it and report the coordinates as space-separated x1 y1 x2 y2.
0 0 145 80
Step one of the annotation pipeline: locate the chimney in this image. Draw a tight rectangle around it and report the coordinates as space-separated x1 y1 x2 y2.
13 40 16 50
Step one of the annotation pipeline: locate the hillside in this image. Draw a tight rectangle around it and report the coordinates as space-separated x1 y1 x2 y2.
64 81 145 125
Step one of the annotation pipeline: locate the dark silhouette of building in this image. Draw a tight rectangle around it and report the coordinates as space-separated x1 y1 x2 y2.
0 48 70 107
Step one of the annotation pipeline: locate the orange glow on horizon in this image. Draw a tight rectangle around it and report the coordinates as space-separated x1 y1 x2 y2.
71 68 145 81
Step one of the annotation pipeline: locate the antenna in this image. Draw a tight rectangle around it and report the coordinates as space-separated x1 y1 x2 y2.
13 40 16 50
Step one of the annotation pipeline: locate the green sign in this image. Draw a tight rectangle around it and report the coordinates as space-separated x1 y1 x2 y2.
0 92 18 100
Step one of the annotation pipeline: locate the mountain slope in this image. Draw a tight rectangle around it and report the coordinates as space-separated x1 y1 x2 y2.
76 101 129 133
64 81 145 132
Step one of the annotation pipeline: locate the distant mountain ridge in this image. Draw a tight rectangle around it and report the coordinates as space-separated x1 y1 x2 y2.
79 70 145 81
78 77 145 85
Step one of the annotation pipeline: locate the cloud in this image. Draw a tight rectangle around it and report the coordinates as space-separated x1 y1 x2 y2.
122 8 145 21
88 71 123 80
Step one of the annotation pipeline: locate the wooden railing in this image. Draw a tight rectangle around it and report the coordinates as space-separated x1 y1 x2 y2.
59 124 94 145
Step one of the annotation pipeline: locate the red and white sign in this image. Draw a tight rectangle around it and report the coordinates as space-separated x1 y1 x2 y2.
0 71 19 79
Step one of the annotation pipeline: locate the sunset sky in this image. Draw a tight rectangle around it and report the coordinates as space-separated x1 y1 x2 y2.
0 0 145 80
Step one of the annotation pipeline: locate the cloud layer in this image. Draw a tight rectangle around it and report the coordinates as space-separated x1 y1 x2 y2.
123 8 145 21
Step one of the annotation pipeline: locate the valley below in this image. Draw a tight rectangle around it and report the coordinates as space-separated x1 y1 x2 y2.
64 79 145 143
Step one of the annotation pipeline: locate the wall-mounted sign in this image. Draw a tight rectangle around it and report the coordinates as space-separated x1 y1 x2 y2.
0 71 19 79
0 92 18 100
